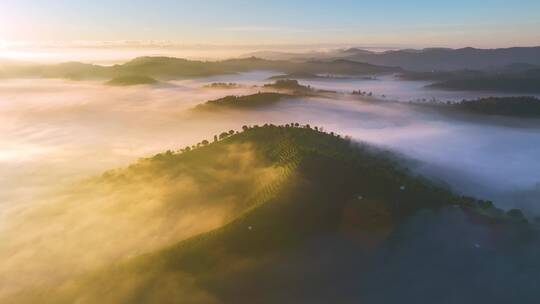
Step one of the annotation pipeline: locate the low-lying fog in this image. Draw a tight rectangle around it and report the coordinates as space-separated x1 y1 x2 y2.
1 71 539 217
1 70 540 299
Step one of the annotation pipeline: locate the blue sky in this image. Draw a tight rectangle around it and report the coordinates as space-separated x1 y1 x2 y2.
1 0 539 47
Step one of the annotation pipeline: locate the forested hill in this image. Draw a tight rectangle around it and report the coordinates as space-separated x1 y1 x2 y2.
7 124 538 304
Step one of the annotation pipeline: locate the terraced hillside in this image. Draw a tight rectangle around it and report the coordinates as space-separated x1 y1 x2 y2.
6 125 539 304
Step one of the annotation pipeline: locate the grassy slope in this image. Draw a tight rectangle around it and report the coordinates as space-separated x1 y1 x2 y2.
7 125 534 304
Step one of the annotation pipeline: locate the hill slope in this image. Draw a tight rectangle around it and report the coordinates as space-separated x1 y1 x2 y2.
6 125 538 304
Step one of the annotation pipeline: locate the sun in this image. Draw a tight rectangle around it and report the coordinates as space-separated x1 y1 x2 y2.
0 37 15 51
0 38 7 49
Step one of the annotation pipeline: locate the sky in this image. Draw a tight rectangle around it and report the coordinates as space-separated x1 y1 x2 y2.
0 0 539 49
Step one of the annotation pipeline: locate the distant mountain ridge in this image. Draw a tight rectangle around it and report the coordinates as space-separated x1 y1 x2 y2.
0 56 401 80
245 46 540 71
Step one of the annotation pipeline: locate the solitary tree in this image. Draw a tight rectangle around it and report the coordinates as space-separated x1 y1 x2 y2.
202 139 209 146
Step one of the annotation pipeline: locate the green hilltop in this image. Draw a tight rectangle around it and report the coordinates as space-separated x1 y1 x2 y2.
7 124 536 304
